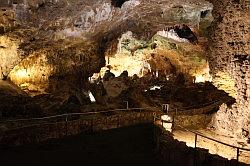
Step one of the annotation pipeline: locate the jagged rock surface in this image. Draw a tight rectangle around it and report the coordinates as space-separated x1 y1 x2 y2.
208 0 250 140
0 0 249 142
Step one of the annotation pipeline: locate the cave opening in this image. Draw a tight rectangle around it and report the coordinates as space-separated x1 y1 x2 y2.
201 10 210 18
174 25 198 44
111 0 129 8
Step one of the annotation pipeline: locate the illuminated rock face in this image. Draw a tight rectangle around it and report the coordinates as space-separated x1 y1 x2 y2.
208 0 250 140
0 0 212 89
0 36 20 80
98 31 211 83
212 71 236 98
8 53 53 94
8 41 104 93
0 0 249 141
0 0 213 92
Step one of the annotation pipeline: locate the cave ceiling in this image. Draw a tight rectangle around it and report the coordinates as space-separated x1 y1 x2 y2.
0 0 249 143
0 0 215 93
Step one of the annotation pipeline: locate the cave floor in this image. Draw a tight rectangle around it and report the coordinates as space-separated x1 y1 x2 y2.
0 124 164 166
173 129 250 164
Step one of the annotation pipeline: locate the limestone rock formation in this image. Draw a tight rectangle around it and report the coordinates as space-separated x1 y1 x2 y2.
0 0 249 142
0 0 213 93
208 0 250 141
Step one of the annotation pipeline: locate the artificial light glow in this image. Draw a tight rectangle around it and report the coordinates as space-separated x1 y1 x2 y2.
90 73 101 83
194 74 212 83
161 115 172 121
161 115 172 132
8 53 53 94
150 85 162 90
15 69 28 78
157 29 189 42
195 75 206 83
88 91 96 103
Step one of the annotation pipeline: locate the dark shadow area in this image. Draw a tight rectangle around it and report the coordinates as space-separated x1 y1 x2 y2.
174 24 198 44
0 124 164 166
111 0 129 8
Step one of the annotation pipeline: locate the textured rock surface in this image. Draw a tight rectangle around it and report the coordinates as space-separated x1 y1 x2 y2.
0 0 249 142
0 36 21 79
99 31 211 82
0 0 213 92
208 0 250 141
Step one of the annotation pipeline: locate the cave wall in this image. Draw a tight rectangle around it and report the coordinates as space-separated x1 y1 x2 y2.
8 41 105 93
208 0 250 140
0 0 213 94
0 36 21 79
0 0 249 141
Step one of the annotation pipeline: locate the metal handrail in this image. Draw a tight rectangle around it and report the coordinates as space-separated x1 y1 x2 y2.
175 124 250 152
170 99 223 111
1 107 158 132
153 114 250 165
154 114 250 151
0 107 158 123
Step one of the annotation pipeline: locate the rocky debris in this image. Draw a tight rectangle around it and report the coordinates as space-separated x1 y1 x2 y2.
103 77 129 98
90 81 108 105
119 70 129 78
103 70 115 81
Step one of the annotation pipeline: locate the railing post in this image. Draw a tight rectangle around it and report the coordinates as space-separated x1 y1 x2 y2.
194 133 198 166
65 115 68 136
195 134 198 148
124 101 129 110
118 115 120 127
236 147 240 165
172 115 175 132
153 113 156 124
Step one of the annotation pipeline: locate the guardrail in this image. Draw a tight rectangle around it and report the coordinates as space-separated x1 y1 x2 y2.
0 107 157 123
160 99 227 116
153 114 250 165
176 124 250 166
0 107 159 131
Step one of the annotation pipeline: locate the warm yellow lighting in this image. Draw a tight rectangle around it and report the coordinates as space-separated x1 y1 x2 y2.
100 53 148 78
212 71 236 98
0 36 19 78
15 69 28 78
195 75 206 83
194 73 212 83
88 91 96 103
98 31 211 83
161 115 172 132
161 115 172 121
9 53 53 94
